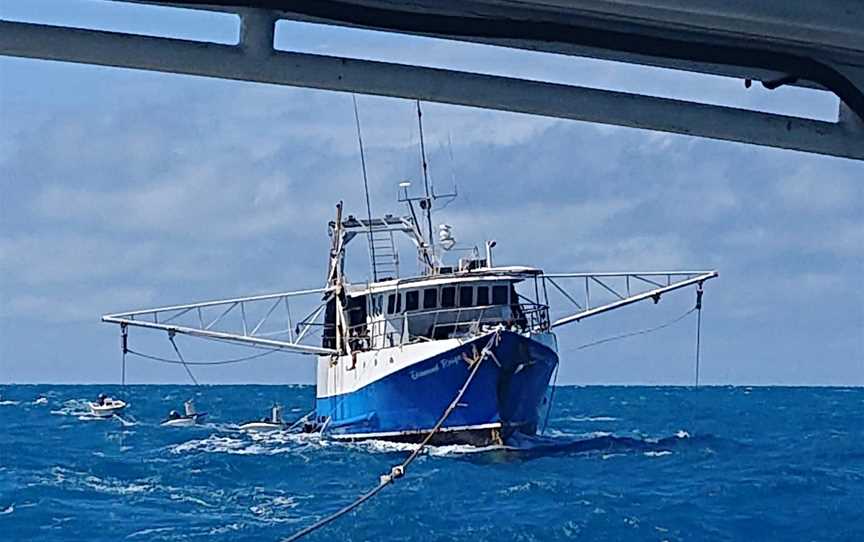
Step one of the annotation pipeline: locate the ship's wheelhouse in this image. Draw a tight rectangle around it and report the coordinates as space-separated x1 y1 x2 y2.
323 270 550 354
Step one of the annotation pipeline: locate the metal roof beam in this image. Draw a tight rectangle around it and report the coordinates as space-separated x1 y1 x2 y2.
1 17 862 160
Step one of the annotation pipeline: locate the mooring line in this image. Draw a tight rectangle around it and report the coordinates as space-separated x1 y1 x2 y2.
281 331 499 542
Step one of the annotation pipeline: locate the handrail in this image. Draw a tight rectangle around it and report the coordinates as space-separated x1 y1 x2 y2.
340 302 550 353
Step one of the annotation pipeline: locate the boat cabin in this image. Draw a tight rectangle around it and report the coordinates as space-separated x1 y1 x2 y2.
322 267 550 354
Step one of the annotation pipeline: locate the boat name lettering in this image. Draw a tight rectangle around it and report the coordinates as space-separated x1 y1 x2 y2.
440 357 459 369
410 365 440 380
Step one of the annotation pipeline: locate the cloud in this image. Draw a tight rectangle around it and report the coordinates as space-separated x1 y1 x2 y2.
1 43 862 383
775 162 862 212
2 286 156 323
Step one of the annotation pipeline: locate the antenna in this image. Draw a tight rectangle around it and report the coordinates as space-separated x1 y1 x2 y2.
352 94 377 282
435 132 459 210
416 100 435 253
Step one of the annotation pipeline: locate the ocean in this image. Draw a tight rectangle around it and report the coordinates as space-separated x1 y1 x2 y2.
1 385 861 541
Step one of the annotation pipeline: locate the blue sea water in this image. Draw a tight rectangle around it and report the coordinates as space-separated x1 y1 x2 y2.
1 385 862 541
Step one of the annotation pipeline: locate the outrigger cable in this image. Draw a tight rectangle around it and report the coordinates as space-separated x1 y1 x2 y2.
565 307 697 352
126 347 279 366
695 284 704 387
281 331 499 542
120 324 128 386
168 331 199 386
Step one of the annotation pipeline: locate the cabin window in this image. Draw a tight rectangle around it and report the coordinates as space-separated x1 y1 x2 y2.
492 285 509 305
387 293 401 314
374 295 384 315
441 286 455 308
405 290 419 311
423 288 438 309
458 286 473 307
476 286 489 306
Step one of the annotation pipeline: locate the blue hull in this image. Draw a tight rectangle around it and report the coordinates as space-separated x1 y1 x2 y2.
315 331 558 444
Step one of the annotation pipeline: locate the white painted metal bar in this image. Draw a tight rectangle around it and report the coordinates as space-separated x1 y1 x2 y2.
590 276 625 300
632 275 666 288
1 20 862 160
103 287 328 319
102 315 336 355
161 306 193 324
550 271 718 328
250 298 282 336
294 303 327 344
545 277 583 310
545 271 715 278
284 297 295 342
205 302 237 330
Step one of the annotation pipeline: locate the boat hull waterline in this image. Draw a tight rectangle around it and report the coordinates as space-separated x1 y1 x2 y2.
160 414 206 427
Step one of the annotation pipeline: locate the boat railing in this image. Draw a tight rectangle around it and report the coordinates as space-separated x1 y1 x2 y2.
343 302 550 353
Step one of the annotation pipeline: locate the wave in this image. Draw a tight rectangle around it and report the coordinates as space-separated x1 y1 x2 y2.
561 415 619 422
51 399 93 417
164 427 701 462
126 526 177 539
249 495 302 524
37 466 156 497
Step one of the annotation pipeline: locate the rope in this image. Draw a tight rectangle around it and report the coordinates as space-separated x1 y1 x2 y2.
541 360 559 435
127 347 280 366
168 333 199 385
694 285 704 387
695 308 702 386
564 307 696 353
281 331 499 542
120 324 128 386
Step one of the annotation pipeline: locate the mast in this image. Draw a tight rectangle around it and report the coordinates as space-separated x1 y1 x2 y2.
416 100 435 257
327 202 350 355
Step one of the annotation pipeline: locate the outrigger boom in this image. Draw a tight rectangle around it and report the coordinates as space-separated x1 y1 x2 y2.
102 270 717 356
547 271 718 328
102 287 338 356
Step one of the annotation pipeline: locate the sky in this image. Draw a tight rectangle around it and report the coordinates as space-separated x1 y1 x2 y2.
1 0 862 385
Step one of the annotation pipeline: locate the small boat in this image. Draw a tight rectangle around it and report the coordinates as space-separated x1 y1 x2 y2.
89 393 127 418
239 404 286 433
161 399 206 427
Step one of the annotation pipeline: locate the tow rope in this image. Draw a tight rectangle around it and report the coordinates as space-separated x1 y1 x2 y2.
281 330 500 542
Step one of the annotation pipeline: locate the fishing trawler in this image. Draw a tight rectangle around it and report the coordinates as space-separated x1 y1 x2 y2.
102 190 716 445
102 106 717 446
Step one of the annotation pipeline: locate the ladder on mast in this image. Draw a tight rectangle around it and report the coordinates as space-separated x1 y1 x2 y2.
369 228 399 280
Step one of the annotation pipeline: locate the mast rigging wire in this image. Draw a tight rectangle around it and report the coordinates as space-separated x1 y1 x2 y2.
352 94 378 282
